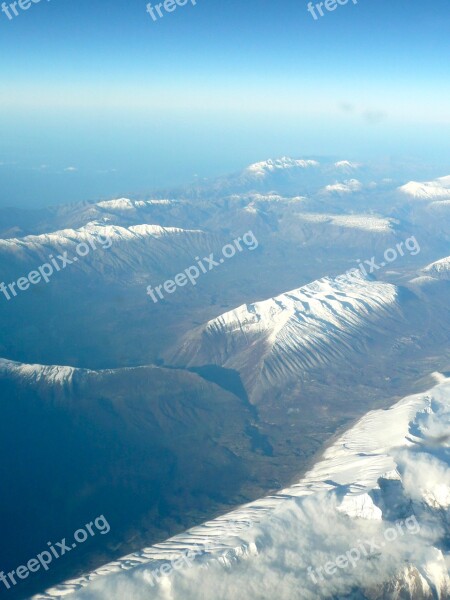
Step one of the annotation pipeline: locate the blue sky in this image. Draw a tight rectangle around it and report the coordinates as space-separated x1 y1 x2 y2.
0 0 449 207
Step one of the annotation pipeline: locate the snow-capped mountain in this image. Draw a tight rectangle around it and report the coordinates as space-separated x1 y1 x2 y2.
0 357 76 386
320 178 363 195
180 156 376 198
0 197 203 239
423 256 450 280
276 211 399 252
169 272 403 399
244 157 320 178
32 374 450 600
0 221 219 286
334 160 361 172
399 176 450 201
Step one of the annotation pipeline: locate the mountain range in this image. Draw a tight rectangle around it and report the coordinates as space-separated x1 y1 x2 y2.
0 157 449 599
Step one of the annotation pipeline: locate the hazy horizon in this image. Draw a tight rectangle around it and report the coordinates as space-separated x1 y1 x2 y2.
1 0 449 208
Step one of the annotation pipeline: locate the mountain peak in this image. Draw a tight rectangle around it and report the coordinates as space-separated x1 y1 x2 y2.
169 273 401 399
245 157 320 177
